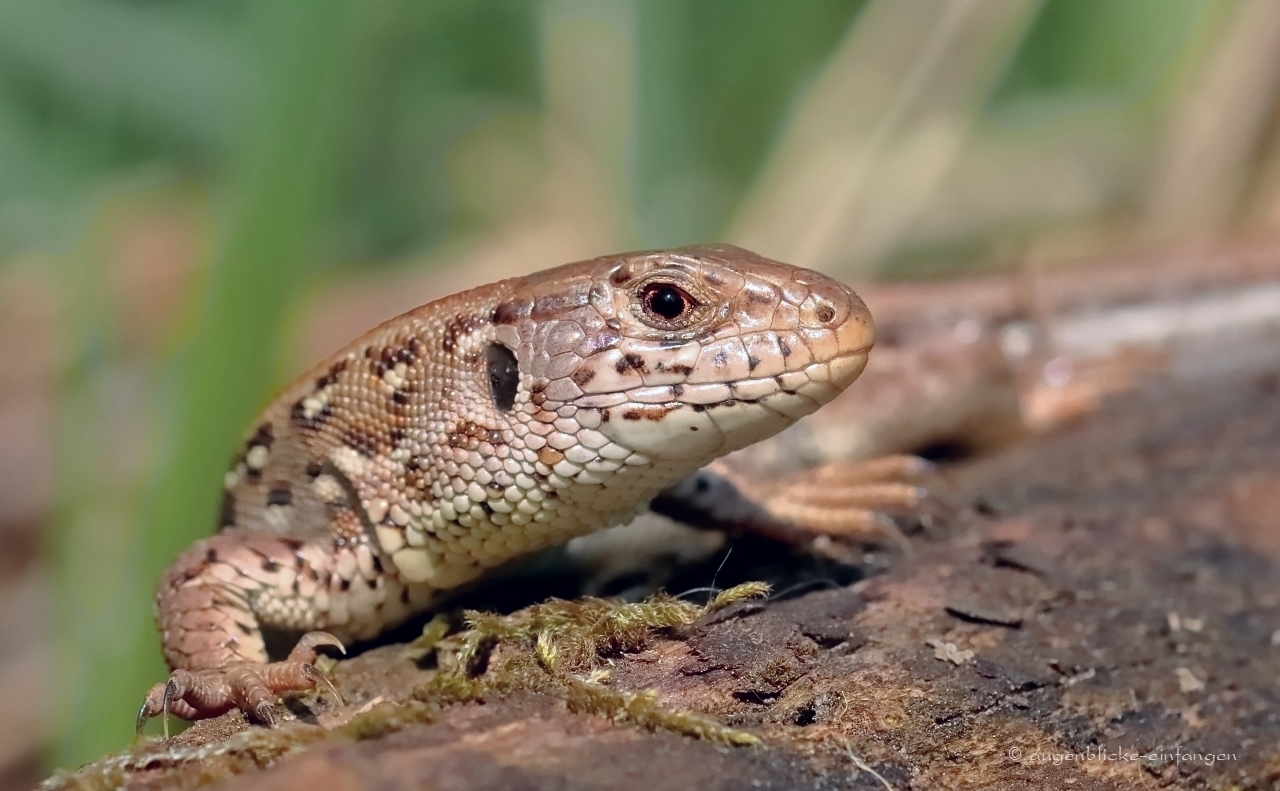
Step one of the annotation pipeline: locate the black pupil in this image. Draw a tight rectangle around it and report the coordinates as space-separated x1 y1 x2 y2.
646 285 687 321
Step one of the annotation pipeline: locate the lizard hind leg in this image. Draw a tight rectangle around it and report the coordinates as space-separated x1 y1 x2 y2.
137 533 347 737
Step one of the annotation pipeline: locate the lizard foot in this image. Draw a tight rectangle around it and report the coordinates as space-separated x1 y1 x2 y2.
136 631 346 738
654 455 936 554
759 454 934 552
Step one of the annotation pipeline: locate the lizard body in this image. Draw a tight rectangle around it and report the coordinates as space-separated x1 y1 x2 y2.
140 244 875 729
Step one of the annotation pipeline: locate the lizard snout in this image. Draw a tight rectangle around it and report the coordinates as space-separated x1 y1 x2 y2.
790 272 875 392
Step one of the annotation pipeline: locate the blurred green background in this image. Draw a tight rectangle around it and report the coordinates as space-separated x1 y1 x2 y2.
4 0 1280 780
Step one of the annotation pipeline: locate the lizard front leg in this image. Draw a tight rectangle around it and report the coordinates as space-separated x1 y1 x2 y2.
136 531 364 736
136 529 350 732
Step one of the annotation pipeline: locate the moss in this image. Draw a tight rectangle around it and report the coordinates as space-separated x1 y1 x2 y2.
554 670 760 746
411 582 770 746
706 580 772 612
406 613 453 658
337 700 443 741
42 725 330 791
455 581 768 673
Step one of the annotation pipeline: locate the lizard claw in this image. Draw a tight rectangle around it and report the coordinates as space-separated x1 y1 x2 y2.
135 631 346 737
287 631 346 663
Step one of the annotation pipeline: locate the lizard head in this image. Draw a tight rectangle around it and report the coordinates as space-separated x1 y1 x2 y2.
492 244 873 466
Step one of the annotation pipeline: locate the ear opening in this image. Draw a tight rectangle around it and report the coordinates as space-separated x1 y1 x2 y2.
486 343 519 412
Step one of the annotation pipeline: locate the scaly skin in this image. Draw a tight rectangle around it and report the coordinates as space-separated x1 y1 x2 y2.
138 244 875 732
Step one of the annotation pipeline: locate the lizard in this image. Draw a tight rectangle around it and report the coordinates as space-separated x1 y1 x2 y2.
136 243 905 734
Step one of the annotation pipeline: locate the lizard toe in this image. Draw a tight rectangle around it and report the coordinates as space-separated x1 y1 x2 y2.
136 642 344 733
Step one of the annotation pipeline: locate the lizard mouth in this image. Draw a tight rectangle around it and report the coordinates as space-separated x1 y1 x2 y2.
593 350 870 461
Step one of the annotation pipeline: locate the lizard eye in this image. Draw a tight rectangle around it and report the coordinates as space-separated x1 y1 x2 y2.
639 282 696 325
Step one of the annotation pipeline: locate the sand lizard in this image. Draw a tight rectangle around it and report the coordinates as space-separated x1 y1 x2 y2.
137 244 884 732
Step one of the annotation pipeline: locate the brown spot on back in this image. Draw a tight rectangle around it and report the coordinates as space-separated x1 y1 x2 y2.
290 400 329 430
778 337 791 358
249 423 274 449
393 341 419 365
343 429 381 459
747 354 761 372
315 359 348 391
373 342 417 376
571 366 596 386
442 314 482 353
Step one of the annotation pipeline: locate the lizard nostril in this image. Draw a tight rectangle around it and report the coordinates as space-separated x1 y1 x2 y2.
799 277 858 331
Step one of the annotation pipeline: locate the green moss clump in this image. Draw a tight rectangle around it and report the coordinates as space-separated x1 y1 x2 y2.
336 700 447 742
406 613 453 658
40 724 331 791
706 580 772 613
414 582 770 746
